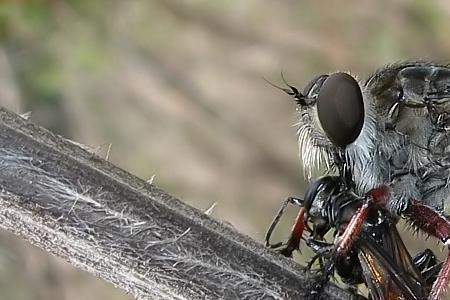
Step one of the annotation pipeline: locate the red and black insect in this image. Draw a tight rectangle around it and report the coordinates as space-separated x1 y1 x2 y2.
265 173 441 299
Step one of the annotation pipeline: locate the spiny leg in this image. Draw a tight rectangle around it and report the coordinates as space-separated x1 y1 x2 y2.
403 199 450 300
339 187 450 300
334 185 391 257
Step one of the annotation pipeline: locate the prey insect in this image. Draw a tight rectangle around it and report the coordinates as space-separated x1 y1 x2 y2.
265 173 442 299
267 62 450 299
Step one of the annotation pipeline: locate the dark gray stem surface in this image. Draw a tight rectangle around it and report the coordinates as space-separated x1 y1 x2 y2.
0 108 354 300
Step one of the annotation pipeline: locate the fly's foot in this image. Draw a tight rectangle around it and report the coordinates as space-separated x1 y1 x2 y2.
266 242 298 258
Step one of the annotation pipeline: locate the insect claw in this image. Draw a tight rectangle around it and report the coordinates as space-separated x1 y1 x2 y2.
267 241 284 249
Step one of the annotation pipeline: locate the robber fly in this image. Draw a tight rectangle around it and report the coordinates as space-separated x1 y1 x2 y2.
266 62 450 299
265 172 442 299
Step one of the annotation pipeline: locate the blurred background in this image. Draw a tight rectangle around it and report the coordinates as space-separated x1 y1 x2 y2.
0 1 450 299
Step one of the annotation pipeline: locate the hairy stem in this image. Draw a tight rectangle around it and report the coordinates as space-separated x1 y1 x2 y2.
0 108 353 300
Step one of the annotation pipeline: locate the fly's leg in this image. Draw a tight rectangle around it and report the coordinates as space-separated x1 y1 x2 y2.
299 187 380 289
305 206 366 298
302 238 338 300
403 199 450 300
264 197 306 257
305 239 365 300
306 239 336 287
305 238 335 270
334 185 391 256
334 200 370 256
294 185 390 299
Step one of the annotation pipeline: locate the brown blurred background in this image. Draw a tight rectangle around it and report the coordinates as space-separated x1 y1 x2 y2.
0 1 450 299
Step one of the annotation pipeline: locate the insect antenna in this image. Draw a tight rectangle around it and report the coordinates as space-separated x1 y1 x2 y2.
262 73 307 106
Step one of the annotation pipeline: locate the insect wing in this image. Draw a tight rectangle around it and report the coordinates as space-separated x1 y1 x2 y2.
357 220 426 300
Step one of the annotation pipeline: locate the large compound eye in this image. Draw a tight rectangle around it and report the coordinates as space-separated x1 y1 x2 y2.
317 72 364 148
